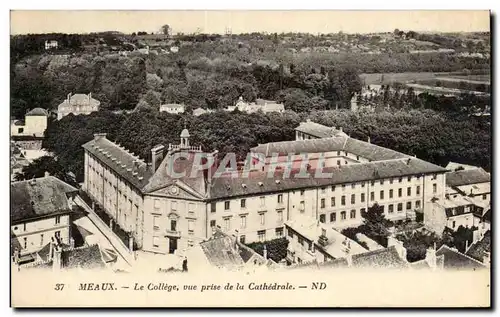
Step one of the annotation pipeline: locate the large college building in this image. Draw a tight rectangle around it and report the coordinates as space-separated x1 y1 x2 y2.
82 121 451 256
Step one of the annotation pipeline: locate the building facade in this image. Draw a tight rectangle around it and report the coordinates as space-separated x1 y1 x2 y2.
11 175 78 257
160 104 185 114
10 108 48 138
57 93 100 120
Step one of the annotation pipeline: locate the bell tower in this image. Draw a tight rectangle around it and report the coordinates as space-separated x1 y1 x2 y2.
180 128 190 148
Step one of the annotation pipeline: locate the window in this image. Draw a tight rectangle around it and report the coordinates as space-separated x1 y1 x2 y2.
389 189 393 198
258 230 266 242
361 193 365 203
299 201 305 212
351 183 356 189
370 192 375 201
397 203 403 212
153 236 160 248
321 198 326 208
390 179 394 184
380 180 384 185
170 219 177 232
188 203 195 213
341 196 346 205
260 196 266 206
337 151 341 156
407 187 411 196
288 229 293 238
319 214 326 223
240 215 247 228
277 210 283 222
240 235 246 244
277 194 283 204
300 190 305 196
398 188 402 197
416 200 421 209
321 187 326 194
433 184 437 194
330 212 336 222
337 160 341 166
18 128 24 134
275 227 284 237
416 186 420 195
224 218 231 231
380 191 384 200
55 231 61 240
154 199 160 209
341 211 346 220
360 208 366 215
408 176 412 182
210 220 216 228
398 177 403 183
153 216 160 230
388 204 394 213
331 197 335 207
350 210 356 219
431 174 437 180
224 201 230 210
240 199 246 208
23 237 27 249
351 194 355 204
342 184 346 190
356 155 360 161
171 201 177 211
55 216 61 225
406 202 412 210
260 213 265 225
40 234 44 247
331 185 336 192
371 180 375 186
211 202 216 213
483 194 487 200
452 221 456 228
188 220 195 234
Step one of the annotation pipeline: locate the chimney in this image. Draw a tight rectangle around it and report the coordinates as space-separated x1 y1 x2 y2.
339 127 343 133
367 136 371 143
44 171 50 178
93 133 107 140
70 238 75 248
151 144 165 172
67 93 72 103
263 245 268 260
88 93 92 103
425 245 437 270
52 244 63 271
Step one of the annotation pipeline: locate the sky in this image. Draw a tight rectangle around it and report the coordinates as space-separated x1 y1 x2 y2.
10 10 490 35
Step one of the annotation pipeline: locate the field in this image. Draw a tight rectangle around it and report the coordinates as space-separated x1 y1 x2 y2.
416 79 490 93
360 70 490 85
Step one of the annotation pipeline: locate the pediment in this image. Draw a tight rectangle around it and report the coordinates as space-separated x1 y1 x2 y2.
148 183 204 200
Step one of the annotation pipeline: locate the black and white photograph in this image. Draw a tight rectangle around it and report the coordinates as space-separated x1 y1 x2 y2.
8 9 491 308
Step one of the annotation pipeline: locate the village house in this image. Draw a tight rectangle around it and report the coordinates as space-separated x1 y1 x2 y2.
11 108 48 138
227 97 285 114
44 40 58 50
57 93 101 120
160 103 185 114
10 175 78 264
192 107 213 117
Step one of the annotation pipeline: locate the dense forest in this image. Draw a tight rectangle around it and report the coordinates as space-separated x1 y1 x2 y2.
27 109 489 183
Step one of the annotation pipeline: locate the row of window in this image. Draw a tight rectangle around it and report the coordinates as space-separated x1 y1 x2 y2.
21 231 61 249
209 209 285 232
154 199 195 213
319 201 422 224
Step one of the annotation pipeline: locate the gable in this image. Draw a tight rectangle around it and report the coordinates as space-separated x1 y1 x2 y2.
148 183 205 201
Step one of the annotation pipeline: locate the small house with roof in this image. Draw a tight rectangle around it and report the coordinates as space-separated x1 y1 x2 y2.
10 108 49 138
10 175 78 259
160 103 185 114
57 93 100 120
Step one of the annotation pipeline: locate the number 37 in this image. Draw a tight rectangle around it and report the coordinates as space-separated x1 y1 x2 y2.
54 283 65 291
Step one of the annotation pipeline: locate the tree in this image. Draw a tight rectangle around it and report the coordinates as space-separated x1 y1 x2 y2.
360 204 394 247
160 24 171 37
14 156 77 186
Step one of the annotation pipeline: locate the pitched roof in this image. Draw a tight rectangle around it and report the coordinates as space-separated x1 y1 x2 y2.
251 134 410 162
199 234 245 269
466 231 491 263
294 121 346 139
446 168 490 187
351 246 409 269
62 244 107 270
436 245 486 270
11 176 78 224
25 108 49 116
209 157 446 200
409 255 445 270
58 94 100 108
82 136 153 190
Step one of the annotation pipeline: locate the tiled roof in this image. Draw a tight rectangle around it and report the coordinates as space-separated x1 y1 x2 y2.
25 108 49 116
436 245 486 270
209 157 446 200
294 121 346 139
251 134 409 162
58 94 100 108
446 168 490 187
466 231 490 263
351 246 409 269
11 176 78 224
82 136 154 190
62 244 107 270
200 234 245 269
